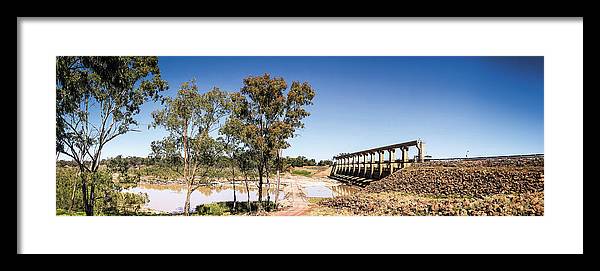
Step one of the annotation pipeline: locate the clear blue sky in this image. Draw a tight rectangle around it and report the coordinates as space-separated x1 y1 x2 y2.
92 56 543 161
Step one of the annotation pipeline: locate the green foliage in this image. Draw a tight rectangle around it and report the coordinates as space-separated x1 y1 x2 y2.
56 56 168 171
136 164 181 181
195 202 229 216
233 74 315 156
56 56 167 215
56 209 86 216
282 156 320 168
56 166 84 211
102 191 149 215
105 155 141 183
194 201 277 215
150 79 230 215
56 165 148 215
103 155 147 168
56 160 79 167
223 73 315 202
318 160 333 166
149 135 183 168
150 79 229 175
291 169 312 177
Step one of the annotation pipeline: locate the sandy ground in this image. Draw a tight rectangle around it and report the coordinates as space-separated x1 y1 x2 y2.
271 169 338 216
311 166 332 178
270 178 310 215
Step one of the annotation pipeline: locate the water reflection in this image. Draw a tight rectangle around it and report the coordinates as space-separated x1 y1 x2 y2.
302 184 359 198
305 185 333 198
124 183 283 213
124 182 359 213
331 185 359 197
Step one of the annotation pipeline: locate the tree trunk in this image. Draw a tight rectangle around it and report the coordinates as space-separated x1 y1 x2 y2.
266 164 270 210
273 149 281 209
257 166 263 203
243 174 251 213
274 164 281 209
81 171 92 216
89 173 96 216
182 119 190 216
231 163 236 211
232 181 237 211
69 172 78 211
183 185 192 216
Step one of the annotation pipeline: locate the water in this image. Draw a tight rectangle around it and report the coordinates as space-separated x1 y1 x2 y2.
304 184 359 198
124 182 359 213
124 183 284 213
305 185 334 198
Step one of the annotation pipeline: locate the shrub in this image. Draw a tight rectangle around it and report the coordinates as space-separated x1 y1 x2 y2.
195 202 229 216
291 169 312 177
194 201 278 215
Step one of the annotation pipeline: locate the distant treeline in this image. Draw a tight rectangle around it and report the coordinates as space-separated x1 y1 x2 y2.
282 156 332 167
57 155 333 170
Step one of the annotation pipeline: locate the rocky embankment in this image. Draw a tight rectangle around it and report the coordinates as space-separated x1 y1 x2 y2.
366 156 544 198
318 156 544 216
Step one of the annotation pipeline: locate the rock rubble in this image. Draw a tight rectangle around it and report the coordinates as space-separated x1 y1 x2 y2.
318 156 544 216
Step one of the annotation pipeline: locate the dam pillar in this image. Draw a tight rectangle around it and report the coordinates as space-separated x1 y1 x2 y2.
353 154 358 177
378 150 384 178
418 141 426 162
358 154 363 177
354 154 361 177
347 157 350 174
346 157 350 174
401 146 409 168
389 148 396 174
352 154 360 176
355 154 360 176
332 159 337 175
361 153 366 177
369 152 374 178
345 157 349 175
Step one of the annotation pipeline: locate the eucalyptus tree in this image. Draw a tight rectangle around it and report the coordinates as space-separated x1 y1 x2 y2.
150 79 229 216
237 149 259 212
106 155 141 183
229 73 315 207
219 112 243 211
56 56 167 216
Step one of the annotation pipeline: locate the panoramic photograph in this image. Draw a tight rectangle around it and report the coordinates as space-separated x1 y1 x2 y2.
55 56 544 216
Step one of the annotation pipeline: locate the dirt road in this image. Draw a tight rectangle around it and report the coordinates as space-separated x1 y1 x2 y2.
271 177 320 216
269 170 338 216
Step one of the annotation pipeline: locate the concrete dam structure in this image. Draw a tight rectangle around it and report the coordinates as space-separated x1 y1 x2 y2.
329 140 426 186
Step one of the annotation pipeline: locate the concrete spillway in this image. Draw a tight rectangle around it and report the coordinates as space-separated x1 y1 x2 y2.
329 139 426 182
